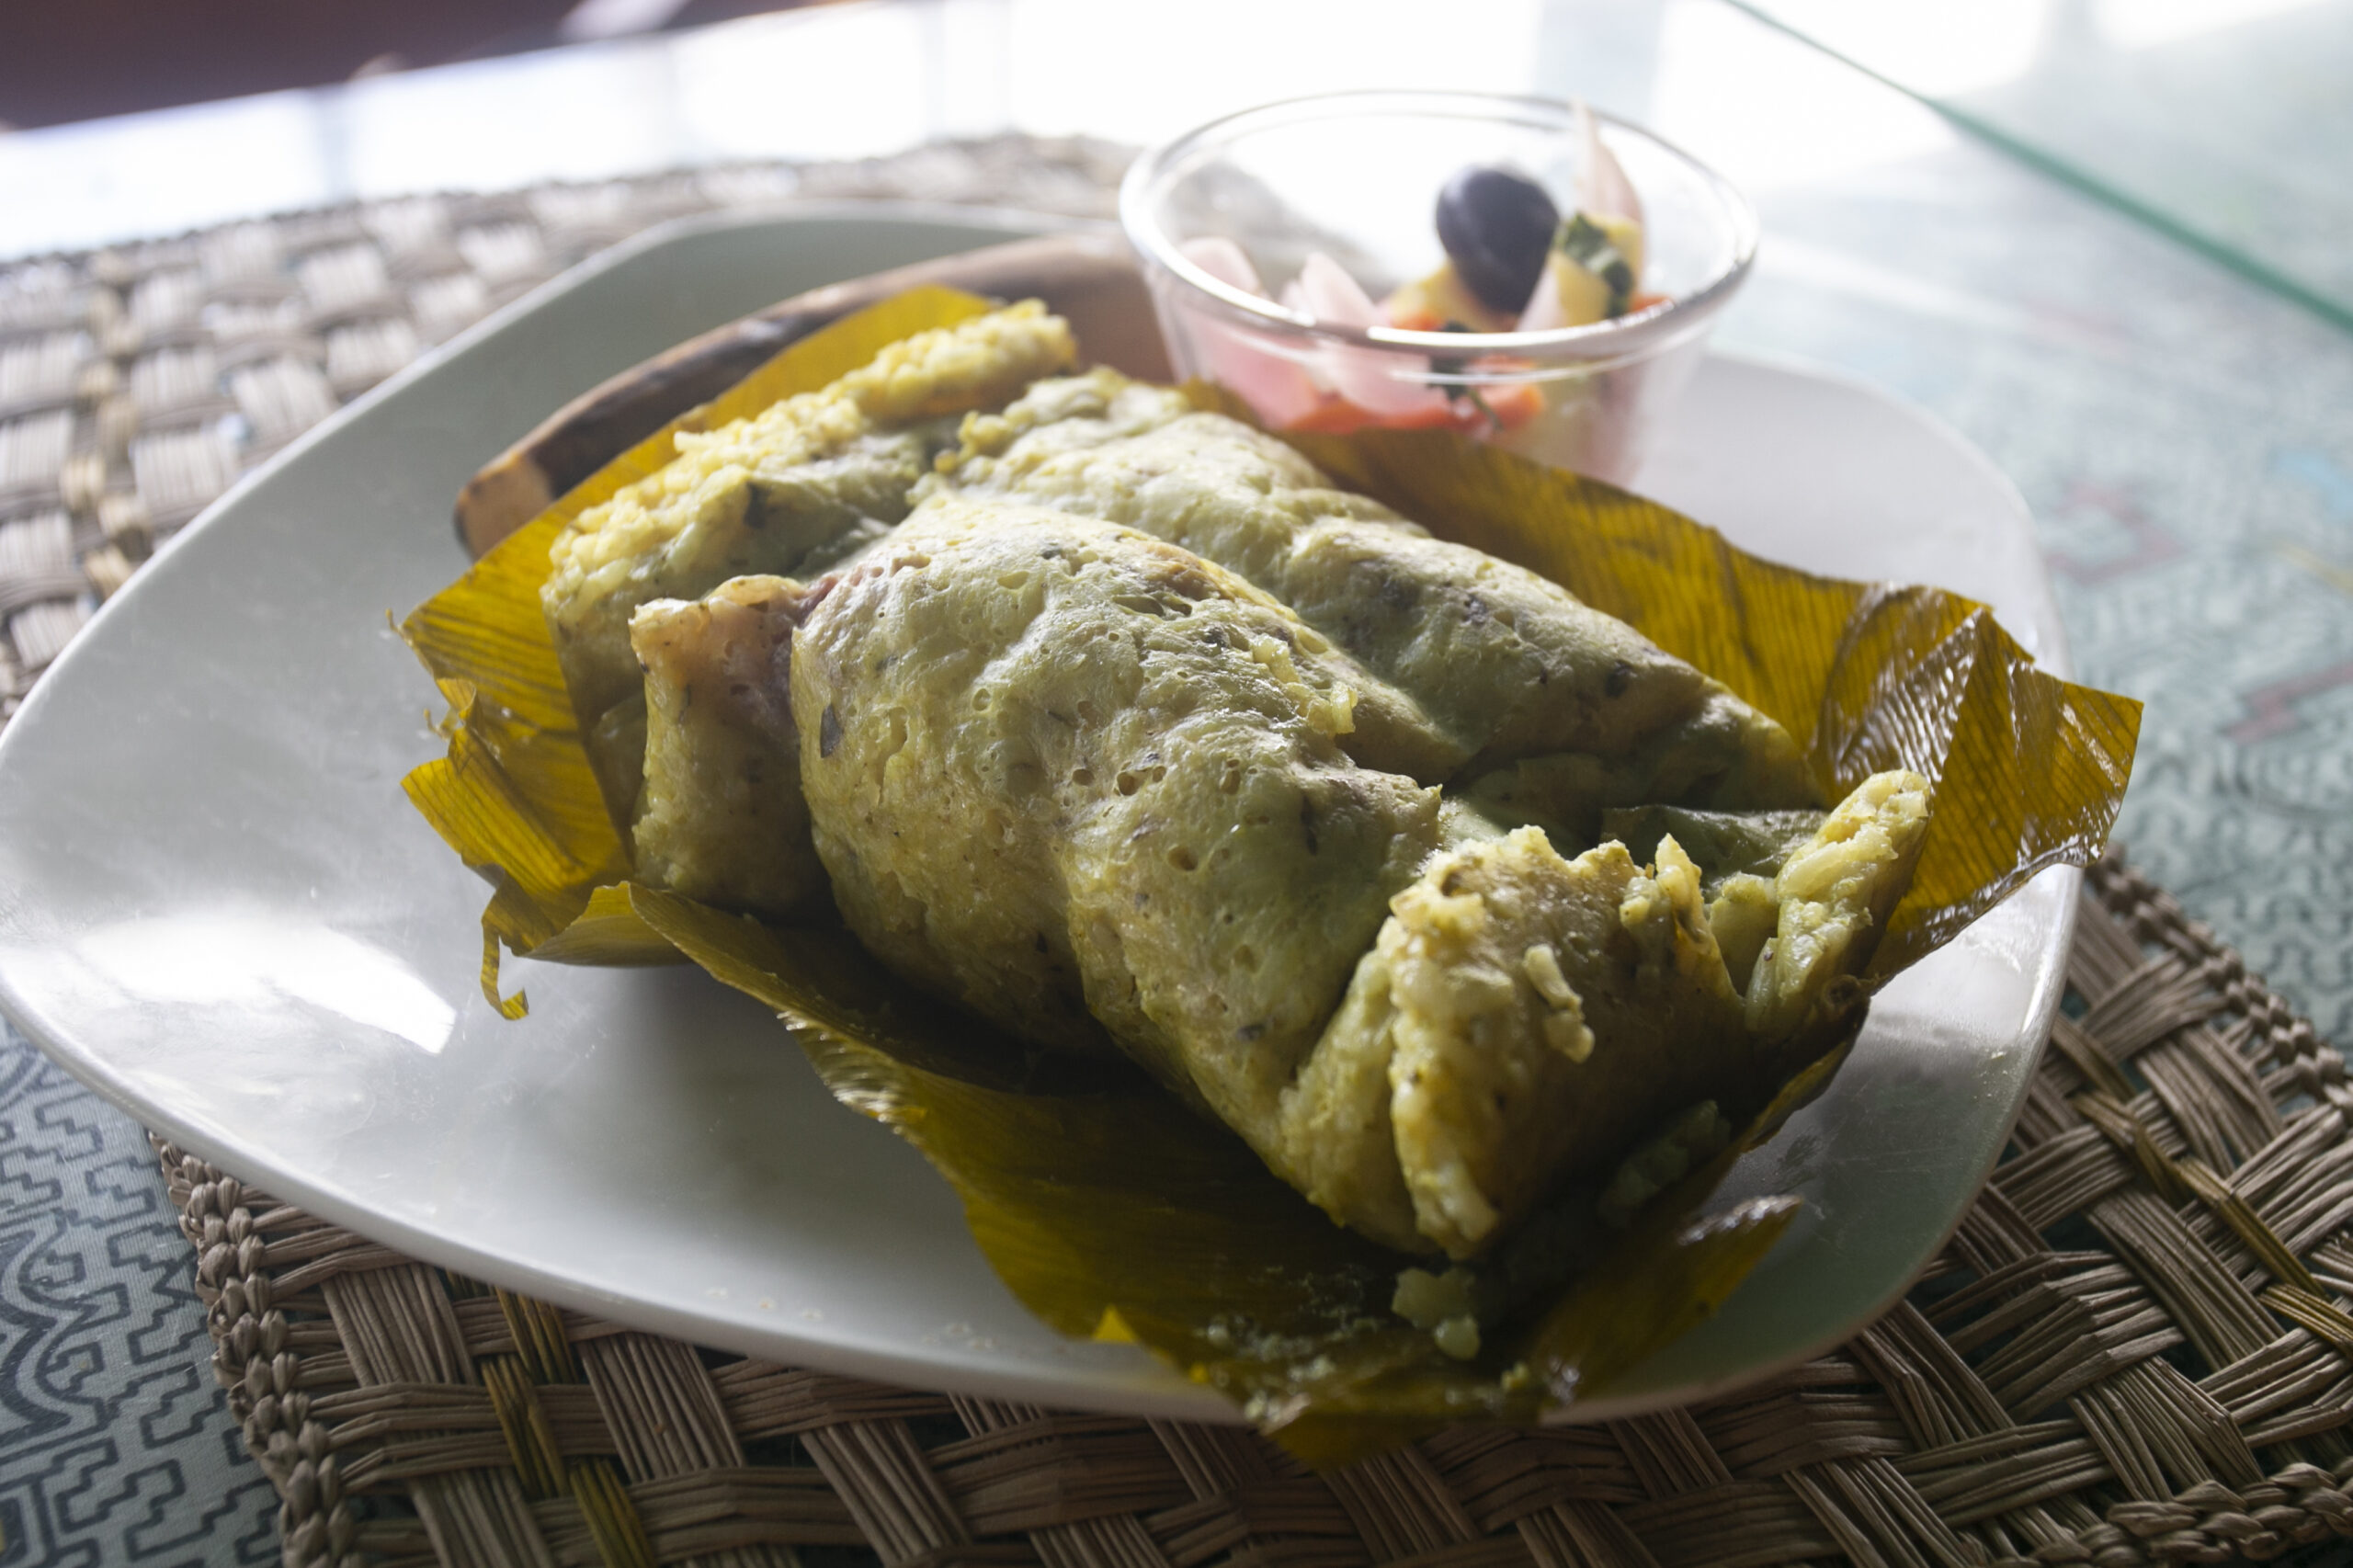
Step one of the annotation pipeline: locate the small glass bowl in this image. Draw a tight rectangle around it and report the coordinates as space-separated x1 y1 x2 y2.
1120 91 1757 486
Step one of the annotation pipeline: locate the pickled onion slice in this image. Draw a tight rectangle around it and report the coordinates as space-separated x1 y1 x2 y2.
1181 235 1266 295
1176 237 1324 426
1293 253 1449 422
1578 102 1643 228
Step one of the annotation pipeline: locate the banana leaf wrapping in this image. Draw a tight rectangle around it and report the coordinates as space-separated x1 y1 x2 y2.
401 286 2140 1460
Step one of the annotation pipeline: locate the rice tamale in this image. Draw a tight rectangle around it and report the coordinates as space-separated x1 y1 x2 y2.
577 307 1927 1260
404 287 2139 1442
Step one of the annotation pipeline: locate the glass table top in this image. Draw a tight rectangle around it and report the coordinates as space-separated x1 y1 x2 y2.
1734 0 2353 330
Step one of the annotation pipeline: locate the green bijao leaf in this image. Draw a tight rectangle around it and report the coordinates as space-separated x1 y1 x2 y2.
399 289 2140 1462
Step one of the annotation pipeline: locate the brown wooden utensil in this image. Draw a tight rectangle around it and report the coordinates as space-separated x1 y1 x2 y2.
452 230 1169 558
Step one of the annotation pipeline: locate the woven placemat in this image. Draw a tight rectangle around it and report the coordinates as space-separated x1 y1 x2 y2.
154 856 2353 1568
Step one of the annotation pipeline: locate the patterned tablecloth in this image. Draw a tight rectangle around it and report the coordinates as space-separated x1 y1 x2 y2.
1736 0 2353 330
2 18 2350 1567
1726 155 2353 1031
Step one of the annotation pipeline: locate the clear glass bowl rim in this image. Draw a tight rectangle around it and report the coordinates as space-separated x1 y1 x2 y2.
1119 89 1760 359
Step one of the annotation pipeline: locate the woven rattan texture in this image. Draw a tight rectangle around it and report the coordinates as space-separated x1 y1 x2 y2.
0 134 1128 722
156 858 2353 1568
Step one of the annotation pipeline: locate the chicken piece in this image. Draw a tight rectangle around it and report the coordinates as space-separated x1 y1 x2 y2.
790 497 1443 1085
542 303 1076 815
1708 874 1780 995
1745 769 1930 1040
926 369 1817 809
629 575 829 917
1597 802 1828 990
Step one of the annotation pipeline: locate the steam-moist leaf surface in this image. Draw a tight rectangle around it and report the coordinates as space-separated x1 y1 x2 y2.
400 291 2139 1460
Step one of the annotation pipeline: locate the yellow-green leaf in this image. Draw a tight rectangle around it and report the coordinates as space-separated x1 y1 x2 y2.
399 290 2141 1458
1256 413 2143 974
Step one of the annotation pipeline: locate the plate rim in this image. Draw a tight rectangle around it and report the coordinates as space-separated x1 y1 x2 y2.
0 205 2074 1426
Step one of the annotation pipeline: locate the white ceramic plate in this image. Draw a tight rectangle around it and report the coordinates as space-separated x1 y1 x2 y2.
0 208 2072 1423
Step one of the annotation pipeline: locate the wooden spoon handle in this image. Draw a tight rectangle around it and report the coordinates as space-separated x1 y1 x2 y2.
452 230 1169 558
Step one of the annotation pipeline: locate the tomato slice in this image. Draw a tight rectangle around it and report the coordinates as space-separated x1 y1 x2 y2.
1469 380 1546 430
1281 375 1548 437
1284 396 1454 434
1382 304 1450 333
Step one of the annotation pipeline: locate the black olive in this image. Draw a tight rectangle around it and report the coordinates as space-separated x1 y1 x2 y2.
1435 166 1560 315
